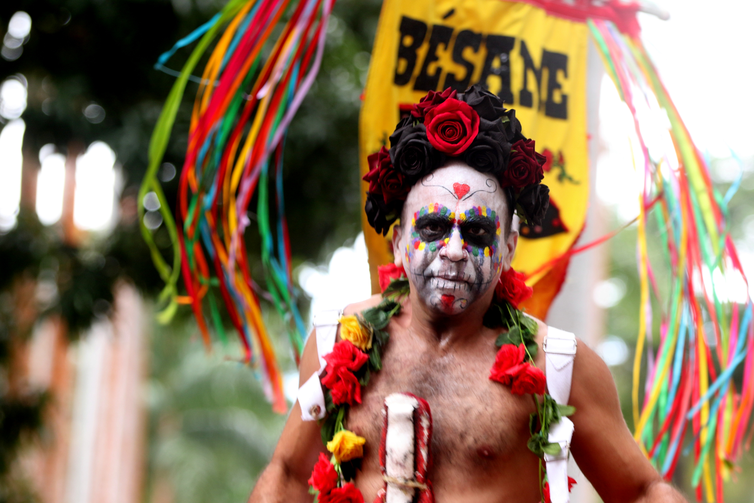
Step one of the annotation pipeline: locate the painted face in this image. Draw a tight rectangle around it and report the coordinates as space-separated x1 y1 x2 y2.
397 162 515 315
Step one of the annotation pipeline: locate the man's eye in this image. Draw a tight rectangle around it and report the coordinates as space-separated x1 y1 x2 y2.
418 222 447 240
466 225 487 237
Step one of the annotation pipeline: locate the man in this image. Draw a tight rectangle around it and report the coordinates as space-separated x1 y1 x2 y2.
250 87 687 502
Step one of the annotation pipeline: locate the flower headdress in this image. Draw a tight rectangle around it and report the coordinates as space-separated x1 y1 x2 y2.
363 85 551 235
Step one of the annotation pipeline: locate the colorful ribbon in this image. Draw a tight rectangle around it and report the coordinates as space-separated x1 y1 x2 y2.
589 19 753 502
140 0 335 412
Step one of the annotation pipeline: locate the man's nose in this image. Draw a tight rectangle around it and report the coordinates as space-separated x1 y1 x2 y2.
442 228 466 262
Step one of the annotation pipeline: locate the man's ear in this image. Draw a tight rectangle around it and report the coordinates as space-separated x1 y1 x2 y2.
502 229 518 270
392 224 404 268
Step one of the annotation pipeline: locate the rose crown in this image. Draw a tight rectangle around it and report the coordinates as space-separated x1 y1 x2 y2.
363 85 550 235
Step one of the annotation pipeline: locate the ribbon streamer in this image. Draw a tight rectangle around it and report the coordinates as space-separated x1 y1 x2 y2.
139 0 335 412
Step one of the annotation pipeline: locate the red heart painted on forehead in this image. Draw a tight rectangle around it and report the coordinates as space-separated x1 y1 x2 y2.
453 183 470 199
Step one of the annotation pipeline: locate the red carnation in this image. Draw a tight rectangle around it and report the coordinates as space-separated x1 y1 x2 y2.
500 139 546 188
495 267 533 309
424 98 479 156
543 477 577 503
363 146 409 204
489 344 526 385
319 483 365 503
378 263 406 292
411 87 457 118
510 364 546 395
308 453 338 494
321 365 363 405
324 341 369 372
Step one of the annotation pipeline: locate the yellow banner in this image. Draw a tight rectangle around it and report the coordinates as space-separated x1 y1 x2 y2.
360 0 590 304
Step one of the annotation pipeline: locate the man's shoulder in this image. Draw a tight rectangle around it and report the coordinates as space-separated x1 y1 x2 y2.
341 293 385 316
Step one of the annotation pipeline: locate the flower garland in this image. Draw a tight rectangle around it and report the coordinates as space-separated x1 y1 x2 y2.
362 85 551 236
309 264 575 503
486 267 576 502
309 264 408 503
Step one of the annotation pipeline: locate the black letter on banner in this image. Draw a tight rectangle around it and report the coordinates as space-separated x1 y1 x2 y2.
479 35 515 104
443 29 482 91
414 24 454 91
394 17 428 86
518 40 543 109
542 50 568 119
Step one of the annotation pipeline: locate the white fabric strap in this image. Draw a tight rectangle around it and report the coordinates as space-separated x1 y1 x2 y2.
297 309 342 421
543 327 577 503
384 394 418 503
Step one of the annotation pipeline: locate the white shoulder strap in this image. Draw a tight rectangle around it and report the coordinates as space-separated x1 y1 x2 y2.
297 309 342 422
543 327 577 503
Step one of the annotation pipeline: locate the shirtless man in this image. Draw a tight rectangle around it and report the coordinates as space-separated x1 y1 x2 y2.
250 87 687 503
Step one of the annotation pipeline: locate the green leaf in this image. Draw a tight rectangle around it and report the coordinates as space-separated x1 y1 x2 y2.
527 434 545 456
368 345 382 371
362 308 389 330
557 404 576 417
507 325 521 343
495 332 515 347
359 367 371 386
542 442 562 456
383 278 410 298
321 411 338 445
526 342 539 360
324 391 335 413
522 315 538 335
373 329 389 346
529 412 538 435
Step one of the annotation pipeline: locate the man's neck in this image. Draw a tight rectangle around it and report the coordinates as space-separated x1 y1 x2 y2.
406 291 492 348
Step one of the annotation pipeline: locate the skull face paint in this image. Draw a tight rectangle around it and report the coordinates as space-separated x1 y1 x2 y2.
397 162 514 316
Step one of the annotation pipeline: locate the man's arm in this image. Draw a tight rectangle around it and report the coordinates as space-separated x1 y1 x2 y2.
568 339 687 503
249 331 326 503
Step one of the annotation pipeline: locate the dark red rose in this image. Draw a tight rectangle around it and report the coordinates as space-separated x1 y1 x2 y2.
319 483 364 503
543 477 576 503
489 343 526 385
323 340 368 372
424 98 480 156
308 452 338 494
495 267 533 308
411 87 457 118
363 147 409 204
510 364 546 395
378 263 406 292
321 365 362 405
500 139 545 188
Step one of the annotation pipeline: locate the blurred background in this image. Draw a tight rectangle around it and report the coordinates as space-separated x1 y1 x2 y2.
0 0 752 502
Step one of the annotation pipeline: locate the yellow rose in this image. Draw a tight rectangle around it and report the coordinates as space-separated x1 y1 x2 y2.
339 315 373 351
326 430 366 463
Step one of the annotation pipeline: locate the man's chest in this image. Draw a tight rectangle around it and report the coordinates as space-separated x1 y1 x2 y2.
345 332 538 476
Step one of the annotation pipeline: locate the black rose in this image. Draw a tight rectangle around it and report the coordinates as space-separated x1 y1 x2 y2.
365 192 403 236
462 129 510 175
459 85 506 121
515 184 550 227
389 123 443 178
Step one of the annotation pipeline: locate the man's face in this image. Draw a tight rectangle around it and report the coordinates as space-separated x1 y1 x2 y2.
395 162 517 315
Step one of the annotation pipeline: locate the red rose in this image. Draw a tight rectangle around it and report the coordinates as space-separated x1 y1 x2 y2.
308 453 338 494
424 98 480 156
411 87 457 118
500 139 545 188
321 365 362 405
543 477 576 503
510 364 546 395
363 146 409 204
378 263 406 292
319 483 364 503
324 341 369 372
489 344 526 385
495 267 533 309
